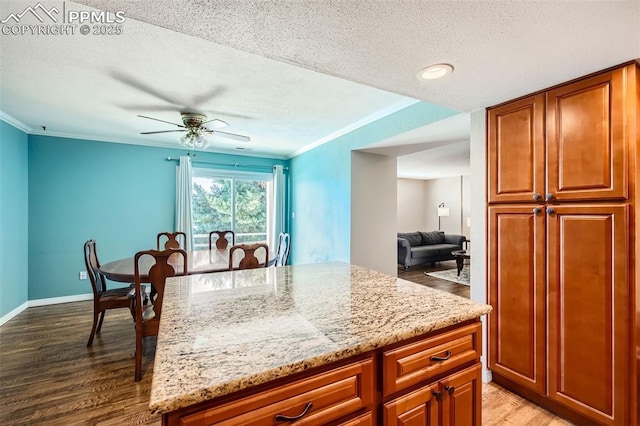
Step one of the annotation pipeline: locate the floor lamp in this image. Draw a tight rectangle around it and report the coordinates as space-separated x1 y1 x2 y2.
437 203 450 231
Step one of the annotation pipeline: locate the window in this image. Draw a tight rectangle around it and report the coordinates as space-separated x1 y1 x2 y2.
191 169 274 250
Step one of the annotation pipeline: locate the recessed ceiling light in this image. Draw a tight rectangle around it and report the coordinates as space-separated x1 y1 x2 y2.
417 63 454 80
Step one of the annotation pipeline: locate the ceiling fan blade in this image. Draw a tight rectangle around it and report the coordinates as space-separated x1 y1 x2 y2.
141 130 187 135
201 118 229 129
192 86 227 107
111 71 180 106
212 130 251 143
137 115 186 128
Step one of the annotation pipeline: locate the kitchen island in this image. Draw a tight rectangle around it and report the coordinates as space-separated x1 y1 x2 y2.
150 262 491 425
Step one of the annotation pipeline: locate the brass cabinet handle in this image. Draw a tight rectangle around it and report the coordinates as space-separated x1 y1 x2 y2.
533 207 541 214
445 385 455 395
432 390 442 401
533 193 542 200
274 402 313 422
429 350 452 362
546 207 555 214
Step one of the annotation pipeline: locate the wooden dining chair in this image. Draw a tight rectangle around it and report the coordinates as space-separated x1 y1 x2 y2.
84 239 132 347
133 248 187 382
229 243 269 270
269 232 291 267
208 230 235 250
157 231 187 250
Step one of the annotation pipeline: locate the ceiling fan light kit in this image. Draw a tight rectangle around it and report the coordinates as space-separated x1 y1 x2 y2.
179 130 210 149
138 112 250 150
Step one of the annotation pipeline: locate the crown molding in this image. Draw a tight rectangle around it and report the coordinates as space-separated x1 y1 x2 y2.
0 111 33 133
288 98 420 159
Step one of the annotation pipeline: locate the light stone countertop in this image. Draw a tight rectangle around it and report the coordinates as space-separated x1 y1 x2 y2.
149 261 492 414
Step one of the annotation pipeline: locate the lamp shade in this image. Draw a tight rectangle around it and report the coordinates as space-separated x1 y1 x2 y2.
437 207 450 217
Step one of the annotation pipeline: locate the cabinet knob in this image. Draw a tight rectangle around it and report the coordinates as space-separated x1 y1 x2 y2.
546 207 555 214
274 402 313 422
533 207 541 214
546 193 554 201
432 390 442 401
445 385 455 395
533 193 542 200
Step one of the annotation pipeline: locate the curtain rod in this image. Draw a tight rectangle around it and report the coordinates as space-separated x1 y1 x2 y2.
166 156 288 171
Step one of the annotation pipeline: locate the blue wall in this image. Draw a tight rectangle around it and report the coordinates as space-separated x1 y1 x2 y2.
28 135 288 300
0 121 29 318
289 102 458 265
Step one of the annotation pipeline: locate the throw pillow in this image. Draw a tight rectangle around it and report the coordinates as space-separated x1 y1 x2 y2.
398 232 423 247
420 231 445 245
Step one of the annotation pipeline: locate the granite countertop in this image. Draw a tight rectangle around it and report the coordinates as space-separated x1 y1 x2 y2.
149 261 492 414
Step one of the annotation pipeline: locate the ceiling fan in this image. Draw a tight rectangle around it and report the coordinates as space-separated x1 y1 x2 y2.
138 112 250 149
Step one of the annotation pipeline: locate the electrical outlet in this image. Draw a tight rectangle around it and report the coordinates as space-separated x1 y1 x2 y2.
79 271 88 280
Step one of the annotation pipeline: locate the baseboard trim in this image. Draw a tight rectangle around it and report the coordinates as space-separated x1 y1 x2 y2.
28 293 93 307
0 301 29 327
482 368 493 383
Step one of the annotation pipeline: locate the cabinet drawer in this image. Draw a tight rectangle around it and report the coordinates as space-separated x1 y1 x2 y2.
179 358 374 426
382 322 481 396
339 411 374 426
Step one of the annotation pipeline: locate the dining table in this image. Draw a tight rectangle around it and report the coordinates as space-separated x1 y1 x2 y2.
99 248 268 283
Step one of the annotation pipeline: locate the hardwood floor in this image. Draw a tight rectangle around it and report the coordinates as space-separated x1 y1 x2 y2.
0 297 572 425
398 260 470 298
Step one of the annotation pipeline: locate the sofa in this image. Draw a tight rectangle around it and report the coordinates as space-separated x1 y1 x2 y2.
397 231 466 271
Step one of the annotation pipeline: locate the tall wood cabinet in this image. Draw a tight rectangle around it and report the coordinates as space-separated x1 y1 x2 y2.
487 61 639 426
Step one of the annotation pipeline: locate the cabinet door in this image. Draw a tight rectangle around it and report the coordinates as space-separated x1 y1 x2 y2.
440 364 482 426
488 206 546 394
547 205 629 424
487 94 545 203
383 382 440 426
546 66 630 201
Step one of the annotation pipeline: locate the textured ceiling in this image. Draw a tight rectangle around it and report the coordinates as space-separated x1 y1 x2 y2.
1 0 639 178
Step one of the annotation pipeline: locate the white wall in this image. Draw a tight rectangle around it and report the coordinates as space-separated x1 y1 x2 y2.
424 176 467 235
469 108 490 382
397 178 427 231
351 151 398 276
462 175 471 239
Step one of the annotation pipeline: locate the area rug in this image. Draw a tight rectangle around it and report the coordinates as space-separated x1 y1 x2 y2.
425 268 470 285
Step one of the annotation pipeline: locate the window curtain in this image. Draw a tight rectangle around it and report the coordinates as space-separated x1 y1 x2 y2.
175 156 193 250
271 165 285 250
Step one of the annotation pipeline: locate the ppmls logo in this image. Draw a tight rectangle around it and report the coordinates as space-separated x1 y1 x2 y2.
1 3 59 24
1 2 125 36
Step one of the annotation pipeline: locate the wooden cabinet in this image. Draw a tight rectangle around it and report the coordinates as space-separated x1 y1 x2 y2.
487 94 545 203
547 205 629 424
487 61 638 426
177 358 375 426
487 206 546 395
383 365 482 426
167 321 484 426
382 322 481 396
546 68 628 201
488 64 632 203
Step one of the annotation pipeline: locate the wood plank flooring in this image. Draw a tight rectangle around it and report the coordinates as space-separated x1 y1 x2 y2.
1 283 572 425
397 260 470 299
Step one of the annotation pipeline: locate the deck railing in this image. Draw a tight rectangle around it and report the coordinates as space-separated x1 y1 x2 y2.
193 232 268 250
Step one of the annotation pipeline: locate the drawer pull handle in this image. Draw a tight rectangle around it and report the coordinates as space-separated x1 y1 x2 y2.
432 390 442 401
445 385 455 395
430 350 451 362
274 402 313 422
